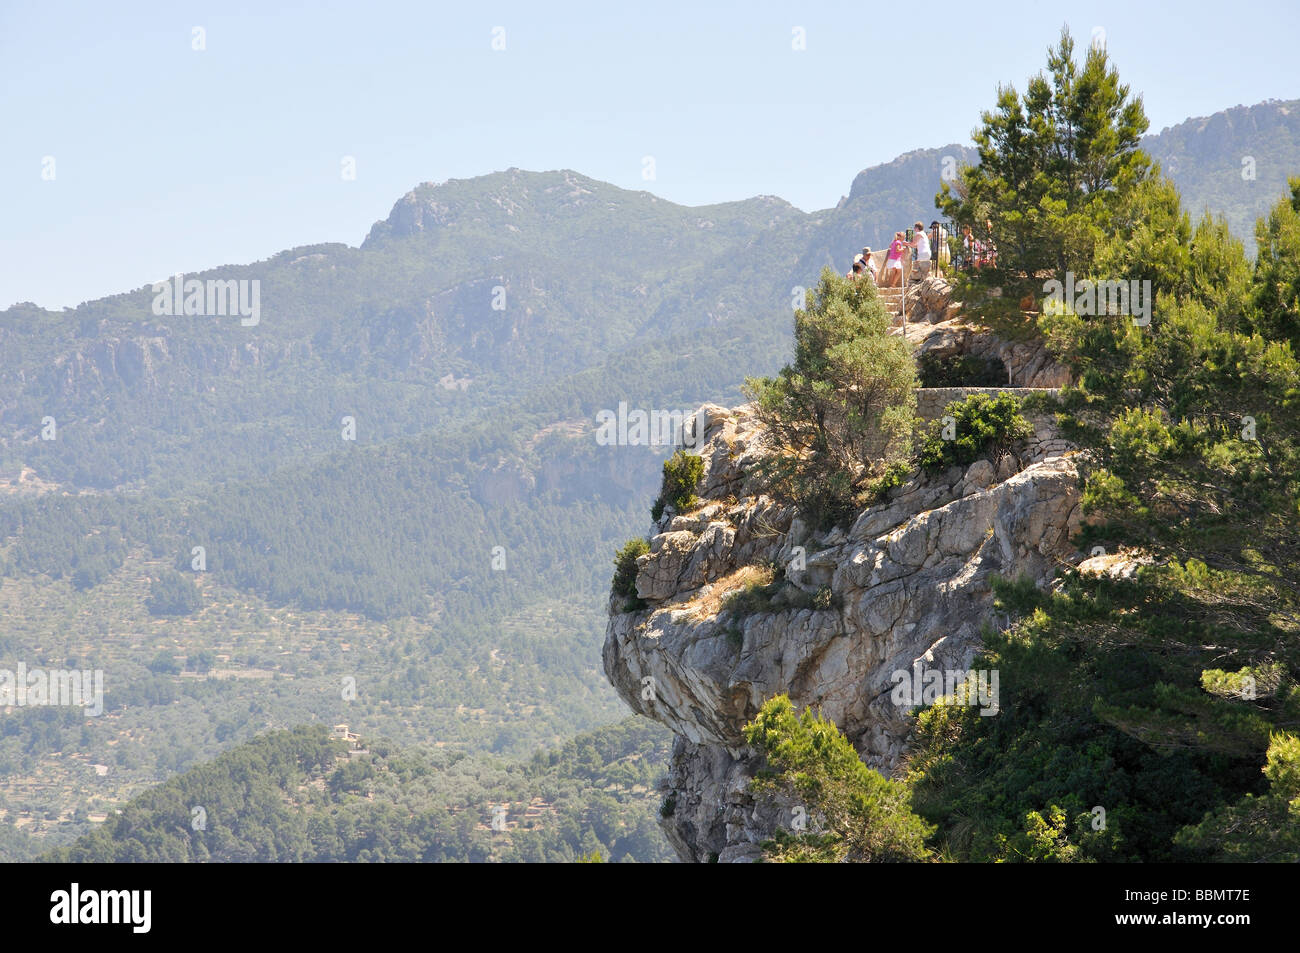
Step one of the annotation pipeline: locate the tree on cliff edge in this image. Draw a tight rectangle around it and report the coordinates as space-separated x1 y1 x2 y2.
743 268 916 528
938 27 1152 284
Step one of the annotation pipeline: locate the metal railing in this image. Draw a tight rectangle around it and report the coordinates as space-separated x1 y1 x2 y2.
941 221 998 272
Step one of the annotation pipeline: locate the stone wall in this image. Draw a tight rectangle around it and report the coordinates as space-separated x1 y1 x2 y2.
898 276 1073 389
915 386 1060 422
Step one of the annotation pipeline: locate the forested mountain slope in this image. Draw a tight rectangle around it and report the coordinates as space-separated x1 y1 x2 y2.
2 95 1297 860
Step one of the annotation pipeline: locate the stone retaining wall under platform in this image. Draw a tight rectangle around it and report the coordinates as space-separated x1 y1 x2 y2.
915 386 1060 422
915 387 1072 465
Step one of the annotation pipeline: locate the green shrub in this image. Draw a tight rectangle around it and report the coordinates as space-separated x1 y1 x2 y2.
919 391 1032 471
864 460 910 502
612 537 649 603
651 450 704 521
659 794 677 818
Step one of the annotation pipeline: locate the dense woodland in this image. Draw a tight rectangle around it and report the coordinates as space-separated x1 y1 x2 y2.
39 720 673 863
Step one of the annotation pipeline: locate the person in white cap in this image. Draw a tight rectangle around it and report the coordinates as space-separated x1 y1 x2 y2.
860 247 878 284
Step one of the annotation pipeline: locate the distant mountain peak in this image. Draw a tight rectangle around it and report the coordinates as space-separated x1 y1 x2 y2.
357 96 1296 253
1146 97 1298 138
844 143 978 207
363 169 622 246
361 169 803 248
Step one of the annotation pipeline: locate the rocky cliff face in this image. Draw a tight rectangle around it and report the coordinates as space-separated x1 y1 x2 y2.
40 333 309 399
603 382 1083 861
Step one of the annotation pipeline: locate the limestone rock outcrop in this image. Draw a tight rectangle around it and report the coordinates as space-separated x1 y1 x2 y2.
603 394 1083 862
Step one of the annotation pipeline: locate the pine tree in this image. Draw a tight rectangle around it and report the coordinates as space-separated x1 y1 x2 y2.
744 695 934 862
1252 176 1300 350
938 27 1152 283
1175 732 1300 860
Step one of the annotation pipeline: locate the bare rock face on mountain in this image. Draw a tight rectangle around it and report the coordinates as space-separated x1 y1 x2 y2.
603 396 1083 862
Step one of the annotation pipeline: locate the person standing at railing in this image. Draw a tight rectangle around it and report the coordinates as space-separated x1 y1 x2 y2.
909 222 932 280
982 219 998 268
960 225 977 271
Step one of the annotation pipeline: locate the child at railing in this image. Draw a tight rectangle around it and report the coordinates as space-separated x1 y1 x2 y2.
981 219 997 268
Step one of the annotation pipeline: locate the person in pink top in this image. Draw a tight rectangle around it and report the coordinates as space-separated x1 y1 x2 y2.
883 232 907 287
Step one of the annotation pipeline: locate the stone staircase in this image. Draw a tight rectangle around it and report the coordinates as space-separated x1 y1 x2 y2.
875 284 905 316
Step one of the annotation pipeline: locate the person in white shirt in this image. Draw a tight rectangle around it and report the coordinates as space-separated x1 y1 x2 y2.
909 221 932 280
861 247 878 285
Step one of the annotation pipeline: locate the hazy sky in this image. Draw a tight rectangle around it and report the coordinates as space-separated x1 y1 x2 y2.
3 0 1298 309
